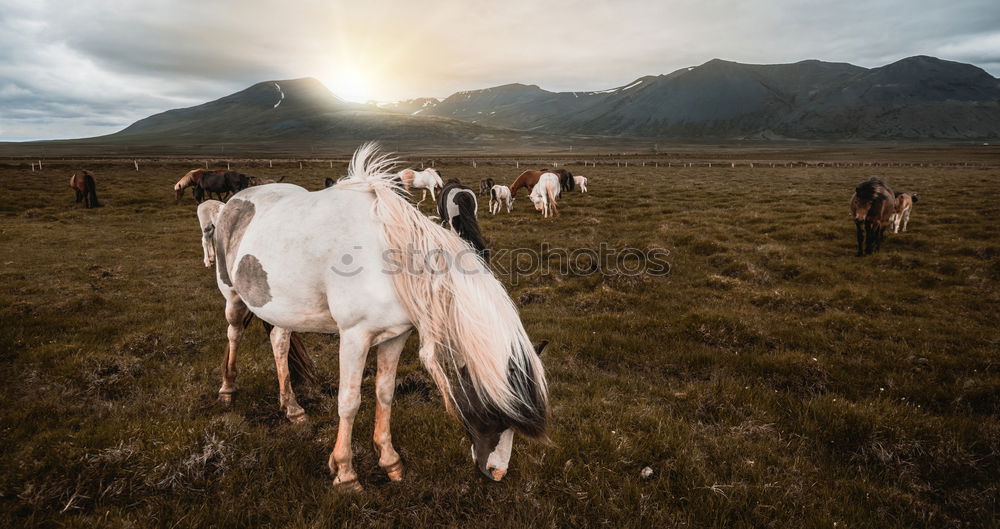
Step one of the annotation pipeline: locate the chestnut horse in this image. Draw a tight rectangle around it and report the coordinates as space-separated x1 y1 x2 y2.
510 168 573 196
175 169 209 203
850 177 895 256
509 170 545 197
891 192 918 233
70 171 102 208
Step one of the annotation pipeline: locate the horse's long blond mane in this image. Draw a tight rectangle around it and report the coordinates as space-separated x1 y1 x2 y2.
175 169 204 191
335 143 548 436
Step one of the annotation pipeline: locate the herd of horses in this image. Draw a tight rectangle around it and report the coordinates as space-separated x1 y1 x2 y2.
173 168 285 203
63 148 920 490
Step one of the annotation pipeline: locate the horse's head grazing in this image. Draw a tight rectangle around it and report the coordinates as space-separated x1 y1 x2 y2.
458 340 549 481
175 170 204 202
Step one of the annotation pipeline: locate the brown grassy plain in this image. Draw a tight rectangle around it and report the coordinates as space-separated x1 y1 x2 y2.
1 147 998 528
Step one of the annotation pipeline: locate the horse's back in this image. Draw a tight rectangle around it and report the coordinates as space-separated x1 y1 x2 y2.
217 184 403 333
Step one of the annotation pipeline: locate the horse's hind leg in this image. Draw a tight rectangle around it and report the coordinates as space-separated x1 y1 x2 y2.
218 297 250 404
269 326 307 423
902 209 911 232
373 330 411 482
328 328 373 492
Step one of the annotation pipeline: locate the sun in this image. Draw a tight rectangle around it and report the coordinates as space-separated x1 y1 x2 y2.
321 68 370 103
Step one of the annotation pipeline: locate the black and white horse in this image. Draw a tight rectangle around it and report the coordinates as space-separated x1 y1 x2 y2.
437 179 490 258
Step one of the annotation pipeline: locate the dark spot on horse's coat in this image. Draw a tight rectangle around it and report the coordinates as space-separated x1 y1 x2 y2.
235 254 272 307
214 199 255 286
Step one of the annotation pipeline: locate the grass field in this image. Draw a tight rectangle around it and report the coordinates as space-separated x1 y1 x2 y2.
1 150 998 528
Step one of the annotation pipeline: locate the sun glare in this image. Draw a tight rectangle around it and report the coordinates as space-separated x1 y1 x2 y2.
322 68 370 103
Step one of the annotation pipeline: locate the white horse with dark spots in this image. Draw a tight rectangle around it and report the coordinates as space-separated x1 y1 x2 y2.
489 184 513 214
203 143 549 490
529 172 560 218
397 167 444 204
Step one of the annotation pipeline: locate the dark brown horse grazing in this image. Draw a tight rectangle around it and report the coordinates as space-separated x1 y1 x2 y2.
70 171 102 208
850 177 895 256
552 168 575 193
479 178 495 196
191 171 249 203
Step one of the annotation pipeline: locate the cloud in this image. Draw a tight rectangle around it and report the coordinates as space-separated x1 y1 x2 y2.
2 0 998 141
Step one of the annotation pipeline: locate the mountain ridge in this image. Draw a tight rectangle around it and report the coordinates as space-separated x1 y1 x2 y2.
9 55 999 152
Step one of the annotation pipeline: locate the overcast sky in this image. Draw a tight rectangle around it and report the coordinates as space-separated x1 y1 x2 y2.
1 0 998 141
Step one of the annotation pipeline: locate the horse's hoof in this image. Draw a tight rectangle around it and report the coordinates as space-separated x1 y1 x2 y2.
218 393 235 406
383 460 404 482
288 411 309 425
333 478 363 493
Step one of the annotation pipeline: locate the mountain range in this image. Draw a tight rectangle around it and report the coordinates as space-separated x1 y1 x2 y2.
16 55 1000 152
386 56 1000 140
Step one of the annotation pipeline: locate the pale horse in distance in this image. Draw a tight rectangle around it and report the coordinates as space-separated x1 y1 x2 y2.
529 172 561 218
397 167 444 203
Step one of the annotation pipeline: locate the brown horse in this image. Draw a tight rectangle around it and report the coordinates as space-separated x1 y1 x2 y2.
70 171 102 208
509 170 546 196
174 169 209 202
192 171 248 202
552 168 575 192
247 175 286 187
850 177 895 256
510 168 574 196
891 192 918 233
479 177 495 196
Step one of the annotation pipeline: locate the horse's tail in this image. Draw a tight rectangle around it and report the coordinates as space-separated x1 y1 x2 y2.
564 170 575 192
84 172 102 207
339 142 547 439
251 317 319 385
453 191 490 259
